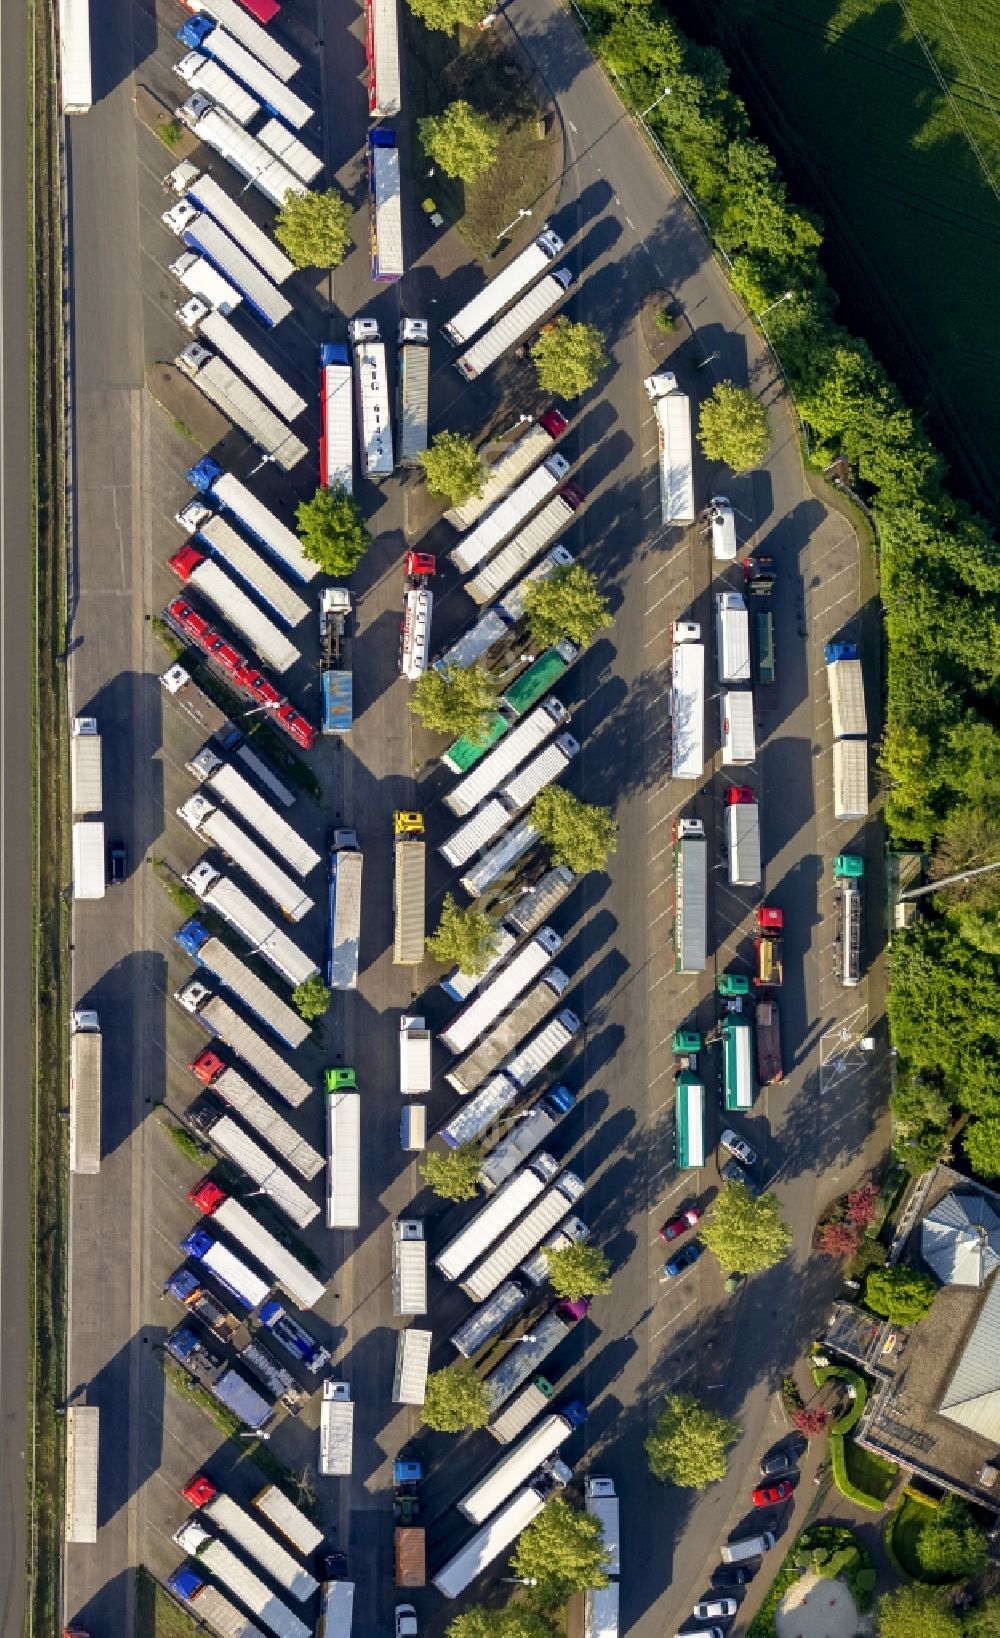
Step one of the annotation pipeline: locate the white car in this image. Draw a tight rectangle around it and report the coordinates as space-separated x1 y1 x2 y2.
708 496 737 560
720 1127 757 1167
694 1598 738 1620
396 1606 418 1638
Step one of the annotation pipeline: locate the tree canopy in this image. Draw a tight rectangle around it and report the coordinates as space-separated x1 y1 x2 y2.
697 381 772 472
408 664 499 738
914 1495 987 1580
296 485 371 577
523 565 613 649
274 189 354 268
291 974 330 1021
699 1182 792 1275
419 430 486 504
876 1585 961 1638
545 1242 612 1299
407 0 491 30
419 100 499 181
864 1265 936 1325
964 1599 1000 1638
645 1393 741 1487
511 1496 609 1604
964 1117 1000 1180
427 894 501 974
448 1609 556 1638
532 788 618 873
531 319 609 398
420 1144 482 1201
422 1364 492 1431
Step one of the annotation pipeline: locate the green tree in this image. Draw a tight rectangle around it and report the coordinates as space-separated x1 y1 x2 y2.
420 1144 482 1201
409 665 499 738
964 1117 1000 1180
407 0 490 29
448 1609 556 1638
275 189 354 268
426 894 501 974
523 565 613 648
292 974 331 1021
296 485 371 577
699 1183 792 1275
864 1266 936 1325
645 1393 740 1488
532 788 618 873
697 381 772 473
890 1071 952 1175
531 319 609 398
915 1495 987 1581
418 100 499 181
511 1496 608 1604
964 1598 1000 1638
422 1364 492 1432
419 431 485 504
545 1242 612 1299
876 1585 961 1638
887 924 1000 1118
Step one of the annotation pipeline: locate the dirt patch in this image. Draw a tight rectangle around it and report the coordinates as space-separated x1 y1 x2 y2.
776 1571 867 1638
134 85 199 158
146 364 230 450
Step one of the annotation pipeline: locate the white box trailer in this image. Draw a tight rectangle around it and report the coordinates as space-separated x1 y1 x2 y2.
446 699 569 817
171 250 242 315
177 979 312 1107
833 737 868 820
257 118 323 185
401 1104 427 1151
496 546 574 625
212 1195 325 1309
673 818 707 973
440 929 517 1004
399 1016 432 1094
459 1413 578 1523
462 1171 584 1301
444 231 565 346
397 320 429 463
644 371 694 526
489 1377 556 1444
185 23 311 125
367 0 402 115
502 734 578 811
434 609 508 674
824 641 867 738
451 1278 532 1359
327 830 363 990
181 0 299 80
200 1114 319 1228
197 312 306 421
177 348 307 472
467 489 581 605
432 1462 572 1598
203 1062 323 1179
174 49 261 125
189 462 315 580
720 690 756 765
185 862 318 987
446 971 568 1096
199 1493 319 1600
393 1220 427 1315
585 1585 619 1638
184 105 306 207
70 716 103 813
320 343 354 493
585 1475 620 1574
72 820 105 899
319 1382 354 1475
180 518 309 629
520 1214 589 1286
316 1581 355 1638
441 800 515 872
726 794 761 887
460 820 539 899
349 321 393 476
65 1405 99 1543
450 455 571 576
252 1486 324 1559
392 1328 432 1405
440 929 562 1055
440 1071 518 1150
185 170 298 280
434 1154 559 1282
191 753 319 875
504 1010 580 1090
455 270 573 382
174 1524 311 1638
69 1011 102 1175
177 795 314 921
446 421 563 531
59 0 92 114
325 1087 361 1229
179 927 309 1048
716 592 751 684
479 1099 567 1192
400 588 433 683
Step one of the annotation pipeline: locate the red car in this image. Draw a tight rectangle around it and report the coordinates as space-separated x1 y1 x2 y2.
752 1480 793 1507
659 1207 702 1243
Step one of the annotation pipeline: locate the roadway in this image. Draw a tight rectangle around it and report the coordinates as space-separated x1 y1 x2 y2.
0 3 33 1633
58 0 886 1634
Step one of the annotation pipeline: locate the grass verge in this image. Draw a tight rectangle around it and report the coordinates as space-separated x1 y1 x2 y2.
886 1490 954 1582
136 1565 203 1637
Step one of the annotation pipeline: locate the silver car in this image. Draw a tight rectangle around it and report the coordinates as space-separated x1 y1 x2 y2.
720 1127 757 1167
694 1598 738 1620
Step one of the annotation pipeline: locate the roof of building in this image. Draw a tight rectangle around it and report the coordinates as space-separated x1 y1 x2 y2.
922 1192 1000 1287
940 1277 1000 1440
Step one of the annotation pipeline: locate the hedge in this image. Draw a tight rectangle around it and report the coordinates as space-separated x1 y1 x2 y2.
829 1433 884 1512
811 1363 868 1433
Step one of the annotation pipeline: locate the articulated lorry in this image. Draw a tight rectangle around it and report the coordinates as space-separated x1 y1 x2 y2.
462 1170 585 1302
172 1519 310 1638
170 164 300 274
644 371 694 526
443 642 578 777
193 312 305 423
399 1015 432 1094
177 979 311 1107
348 318 393 477
190 1179 325 1309
70 717 103 814
444 231 565 347
440 928 562 1055
177 101 305 209
252 1485 324 1558
72 821 104 900
319 342 354 493
319 1381 354 1476
179 0 299 80
445 969 568 1096
319 587 353 733
256 119 322 186
188 1104 318 1228
167 1326 274 1432
824 640 867 739
325 1069 361 1229
393 1219 427 1315
445 411 568 530
441 1012 581 1149
175 921 310 1049
670 622 705 781
435 1154 560 1283
177 795 314 922
450 454 571 576
459 818 540 901
725 785 761 887
163 1264 241 1343
673 818 707 973
185 747 318 875
445 698 569 818
175 343 307 472
393 812 425 964
483 1301 589 1418
478 1085 575 1191
168 547 300 674
466 484 584 605
182 1474 318 1600
441 733 579 871
455 269 572 382
65 1404 99 1545
172 531 307 634
459 1408 586 1525
184 863 317 988
185 456 315 581
164 597 316 749
833 737 868 821
176 22 307 126
327 829 363 989
178 214 292 327
69 1010 101 1176
396 320 428 461
716 591 751 684
433 1459 573 1598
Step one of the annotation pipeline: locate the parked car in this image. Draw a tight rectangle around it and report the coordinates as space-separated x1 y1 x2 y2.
720 1128 757 1167
721 1159 762 1196
743 554 776 592
752 1480 793 1507
760 1448 797 1478
712 1566 753 1587
661 1242 703 1280
109 840 127 883
321 1551 349 1580
694 1598 738 1620
660 1207 702 1242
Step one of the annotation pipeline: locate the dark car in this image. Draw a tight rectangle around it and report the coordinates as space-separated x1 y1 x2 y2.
320 1551 348 1580
109 840 127 883
760 1448 797 1478
752 1480 794 1507
661 1241 703 1280
721 1159 762 1196
743 554 776 593
712 1566 752 1588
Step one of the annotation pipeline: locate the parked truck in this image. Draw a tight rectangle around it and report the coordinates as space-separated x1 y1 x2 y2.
440 734 578 870
171 249 242 319
483 1302 589 1417
256 118 322 186
450 454 572 576
184 864 317 989
440 1014 580 1150
175 922 309 1049
584 1476 620 1638
179 213 292 327
435 1154 560 1282
189 1179 326 1309
72 821 105 900
181 1475 319 1600
187 1105 318 1228
181 1225 272 1311
168 546 301 673
186 746 318 875
824 640 867 738
440 929 562 1055
673 817 707 974
175 343 307 471
195 311 305 422
348 317 393 477
833 737 868 821
179 0 299 80
176 19 301 112
462 1170 585 1302
496 545 575 625
325 1069 361 1229
160 662 239 743
69 1010 101 1176
318 587 353 734
163 1265 241 1343
252 1485 324 1558
396 319 429 462
393 1220 427 1315
445 698 570 817
175 165 300 275
443 643 578 777
177 797 314 923
390 811 426 964
392 1327 432 1405
720 689 756 766
172 1519 310 1638
444 231 566 346
399 1015 432 1094
185 456 316 581
459 1408 585 1527
172 530 308 634
671 623 705 781
258 1299 330 1374
725 786 761 888
450 1278 534 1359
319 1381 354 1476
445 970 568 1097
168 1564 268 1636
433 1460 573 1598
70 717 102 815
644 371 694 525
326 829 363 989
520 1215 590 1288
400 584 433 682
445 411 568 530
466 485 584 606
488 1374 557 1444
715 591 751 684
164 597 316 750
754 906 783 987
459 819 540 901
166 1326 273 1432
833 854 863 988
319 342 354 494
455 270 572 382
755 994 783 1086
65 1404 99 1544
478 1086 575 1191
177 101 305 209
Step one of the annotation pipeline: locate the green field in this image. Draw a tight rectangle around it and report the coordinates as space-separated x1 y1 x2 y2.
698 0 1000 515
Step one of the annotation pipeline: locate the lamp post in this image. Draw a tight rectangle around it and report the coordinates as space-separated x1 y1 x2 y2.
495 207 531 243
756 290 793 322
639 85 673 120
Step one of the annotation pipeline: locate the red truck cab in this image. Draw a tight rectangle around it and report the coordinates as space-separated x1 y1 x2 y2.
182 1472 217 1507
188 1178 226 1214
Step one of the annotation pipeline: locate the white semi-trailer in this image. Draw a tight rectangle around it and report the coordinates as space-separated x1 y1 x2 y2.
458 1411 583 1524
191 1180 326 1310
432 1461 573 1598
191 1048 323 1179
393 1219 428 1315
644 371 694 525
348 318 393 477
181 169 298 278
670 623 705 781
461 1171 585 1301
176 18 310 124
175 345 308 472
325 1077 361 1229
439 929 562 1055
434 1154 559 1282
450 455 571 576
175 920 310 1049
444 231 565 346
177 980 312 1107
184 861 318 987
319 1381 354 1476
186 748 319 875
445 411 569 530
173 49 261 125
179 103 306 208
177 795 314 922
455 270 573 382
174 521 308 630
715 592 751 684
184 455 315 581
70 716 103 814
196 311 306 420
466 485 584 605
69 1010 102 1176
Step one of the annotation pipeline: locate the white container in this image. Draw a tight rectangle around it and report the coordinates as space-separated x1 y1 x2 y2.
197 311 306 421
445 423 555 530
461 1172 584 1301
444 232 565 346
833 737 868 820
459 1415 575 1524
720 690 756 765
450 455 570 575
400 1104 427 1151
173 50 260 125
199 758 319 874
177 795 313 921
65 1406 99 1544
202 468 315 581
446 700 568 817
325 1088 361 1230
179 553 300 668
393 1221 427 1314
186 170 298 279
207 1062 323 1179
252 1485 324 1558
212 1196 325 1309
69 1013 101 1176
